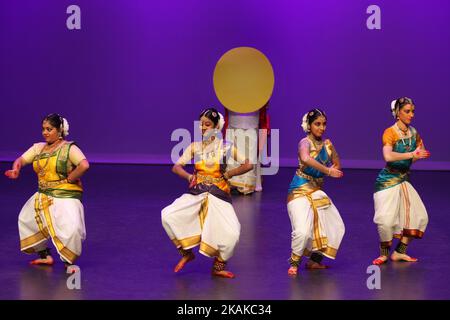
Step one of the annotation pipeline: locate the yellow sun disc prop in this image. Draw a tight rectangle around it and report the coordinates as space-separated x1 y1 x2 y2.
213 47 275 113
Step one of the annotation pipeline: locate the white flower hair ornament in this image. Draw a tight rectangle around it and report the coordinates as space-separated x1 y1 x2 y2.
391 99 398 118
217 112 225 131
61 118 70 137
301 112 310 133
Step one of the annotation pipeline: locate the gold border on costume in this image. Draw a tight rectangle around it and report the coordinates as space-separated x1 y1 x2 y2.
373 125 428 245
18 141 86 264
162 140 242 262
287 138 345 260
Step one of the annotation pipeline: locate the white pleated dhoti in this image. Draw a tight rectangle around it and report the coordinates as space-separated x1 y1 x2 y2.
287 190 345 259
161 192 240 261
18 192 86 264
373 181 428 243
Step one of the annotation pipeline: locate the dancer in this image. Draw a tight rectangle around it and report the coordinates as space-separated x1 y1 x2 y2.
162 108 253 278
5 113 89 271
287 109 345 276
372 97 430 265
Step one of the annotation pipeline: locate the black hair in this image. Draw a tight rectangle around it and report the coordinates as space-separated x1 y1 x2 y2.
42 113 64 136
306 108 327 125
394 97 414 111
199 108 220 127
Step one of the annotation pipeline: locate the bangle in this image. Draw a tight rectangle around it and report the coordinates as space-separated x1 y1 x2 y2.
327 168 331 176
223 172 229 180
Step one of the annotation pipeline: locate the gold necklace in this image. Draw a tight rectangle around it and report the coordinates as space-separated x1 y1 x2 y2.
398 125 408 134
36 141 62 177
395 123 411 149
308 135 323 150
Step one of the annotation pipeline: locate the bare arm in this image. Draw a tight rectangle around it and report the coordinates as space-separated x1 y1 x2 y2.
224 159 253 180
67 160 90 183
300 139 343 178
383 145 429 162
172 164 194 183
171 143 196 183
224 146 254 179
330 144 341 170
4 157 28 179
412 140 428 163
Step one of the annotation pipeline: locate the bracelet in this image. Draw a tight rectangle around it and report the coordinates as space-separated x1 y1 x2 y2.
327 168 331 176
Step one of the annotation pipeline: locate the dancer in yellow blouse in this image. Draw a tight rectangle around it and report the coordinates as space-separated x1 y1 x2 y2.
162 108 253 278
5 114 89 270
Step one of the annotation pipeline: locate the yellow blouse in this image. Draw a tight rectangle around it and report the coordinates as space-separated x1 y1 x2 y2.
177 139 246 193
22 141 86 199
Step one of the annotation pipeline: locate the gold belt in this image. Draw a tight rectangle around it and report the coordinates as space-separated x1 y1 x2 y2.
295 170 324 184
38 179 69 190
196 174 224 185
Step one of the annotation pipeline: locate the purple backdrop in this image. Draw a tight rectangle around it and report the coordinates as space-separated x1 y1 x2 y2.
1 0 449 169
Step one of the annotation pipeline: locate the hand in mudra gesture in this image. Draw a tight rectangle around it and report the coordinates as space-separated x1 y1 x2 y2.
412 147 430 160
5 169 19 179
328 164 343 178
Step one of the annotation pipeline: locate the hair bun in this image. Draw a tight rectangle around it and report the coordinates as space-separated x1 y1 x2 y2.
217 112 225 131
391 99 398 118
62 118 70 137
301 112 309 133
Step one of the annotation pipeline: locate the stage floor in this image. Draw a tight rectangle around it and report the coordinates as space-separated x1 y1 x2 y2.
1 163 449 300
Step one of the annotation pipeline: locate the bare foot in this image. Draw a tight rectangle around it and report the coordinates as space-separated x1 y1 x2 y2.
30 255 54 266
306 260 329 269
372 256 388 265
390 251 418 262
212 270 235 279
65 265 78 274
174 253 195 272
288 266 298 276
